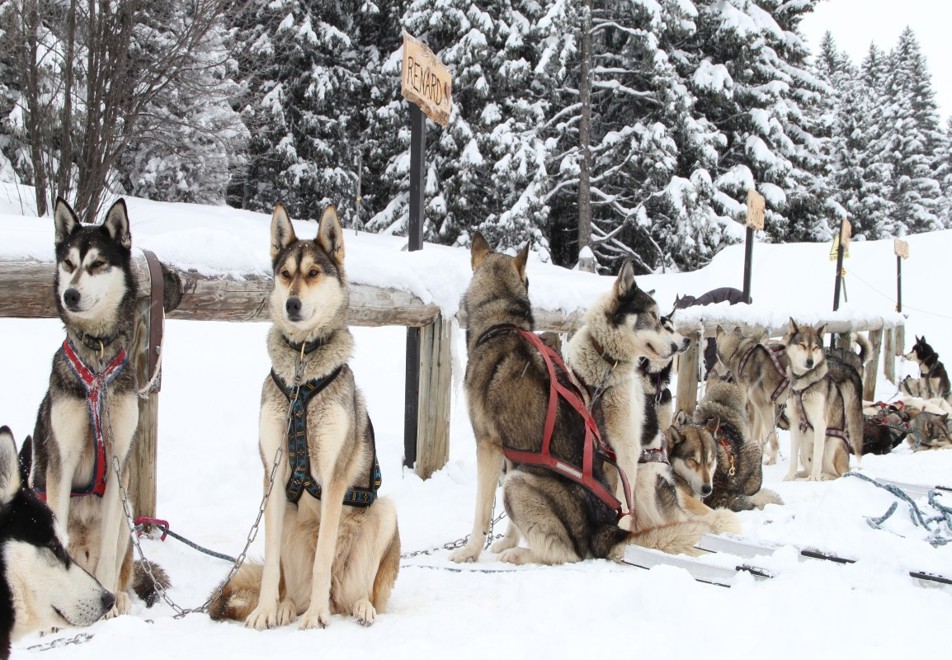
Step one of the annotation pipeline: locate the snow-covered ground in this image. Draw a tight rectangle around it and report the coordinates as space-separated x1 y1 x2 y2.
2 188 951 658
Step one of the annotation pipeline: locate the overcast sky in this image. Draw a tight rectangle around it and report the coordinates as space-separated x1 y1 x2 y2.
799 0 951 122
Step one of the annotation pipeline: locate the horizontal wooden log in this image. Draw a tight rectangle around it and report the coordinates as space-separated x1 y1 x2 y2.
0 258 442 328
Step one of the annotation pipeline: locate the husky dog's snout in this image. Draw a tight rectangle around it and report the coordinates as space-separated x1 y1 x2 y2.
701 484 713 497
63 288 82 310
285 297 302 320
100 589 116 613
805 357 814 368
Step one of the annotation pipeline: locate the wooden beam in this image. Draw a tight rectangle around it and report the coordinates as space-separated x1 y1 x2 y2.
884 328 896 384
129 274 158 522
675 331 701 415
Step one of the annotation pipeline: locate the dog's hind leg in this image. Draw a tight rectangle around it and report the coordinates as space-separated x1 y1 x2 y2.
449 439 504 563
490 520 521 553
500 472 581 565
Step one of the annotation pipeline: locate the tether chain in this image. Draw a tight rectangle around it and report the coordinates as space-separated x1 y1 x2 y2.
100 352 305 618
27 632 95 653
401 510 507 561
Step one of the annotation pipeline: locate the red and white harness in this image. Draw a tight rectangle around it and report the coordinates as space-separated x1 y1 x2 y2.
479 325 634 521
37 339 127 501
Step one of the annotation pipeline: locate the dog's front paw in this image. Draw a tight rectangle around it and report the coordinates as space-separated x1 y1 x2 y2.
103 592 131 619
763 455 777 465
245 600 292 630
353 600 376 626
448 542 482 563
783 471 799 482
299 605 331 630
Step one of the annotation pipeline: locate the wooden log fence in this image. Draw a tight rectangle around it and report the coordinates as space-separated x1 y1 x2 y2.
0 256 907 516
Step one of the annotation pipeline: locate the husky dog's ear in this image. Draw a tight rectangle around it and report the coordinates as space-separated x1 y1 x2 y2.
665 424 683 446
816 323 827 337
317 205 345 266
704 417 720 436
53 197 81 248
673 409 691 428
270 203 297 263
0 426 21 505
514 241 531 282
471 232 492 271
103 199 132 249
614 260 636 296
788 317 799 335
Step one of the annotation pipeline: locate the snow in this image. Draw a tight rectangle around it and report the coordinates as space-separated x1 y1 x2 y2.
2 191 951 658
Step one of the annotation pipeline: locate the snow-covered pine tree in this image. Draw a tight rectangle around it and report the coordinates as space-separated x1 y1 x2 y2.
878 27 945 235
226 0 378 223
853 43 895 238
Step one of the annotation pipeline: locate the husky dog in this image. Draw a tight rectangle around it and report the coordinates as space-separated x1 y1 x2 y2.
665 416 718 517
902 336 951 400
714 327 789 464
208 205 399 629
691 381 782 511
450 234 631 564
636 312 690 431
567 262 737 554
906 411 952 450
0 427 114 656
862 402 910 455
26 198 167 617
783 320 864 481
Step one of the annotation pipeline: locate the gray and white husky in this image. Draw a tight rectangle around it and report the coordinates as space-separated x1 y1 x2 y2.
27 198 163 617
0 426 113 657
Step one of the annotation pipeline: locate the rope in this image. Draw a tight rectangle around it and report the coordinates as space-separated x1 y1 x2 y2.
845 472 952 546
848 268 952 321
135 518 237 563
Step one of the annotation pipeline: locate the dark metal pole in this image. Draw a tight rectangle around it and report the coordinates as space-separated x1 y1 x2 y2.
833 218 845 312
404 105 426 469
742 226 754 304
896 256 902 313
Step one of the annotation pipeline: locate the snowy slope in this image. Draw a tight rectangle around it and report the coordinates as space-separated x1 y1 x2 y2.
1 189 951 659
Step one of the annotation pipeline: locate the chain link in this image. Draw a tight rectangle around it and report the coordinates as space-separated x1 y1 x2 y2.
400 510 507 560
27 632 95 652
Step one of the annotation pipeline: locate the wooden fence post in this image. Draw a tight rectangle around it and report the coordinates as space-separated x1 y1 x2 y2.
864 328 883 400
414 314 452 479
676 330 701 415
883 328 896 384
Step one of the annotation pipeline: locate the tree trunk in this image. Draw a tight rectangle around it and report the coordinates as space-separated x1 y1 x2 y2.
576 0 595 273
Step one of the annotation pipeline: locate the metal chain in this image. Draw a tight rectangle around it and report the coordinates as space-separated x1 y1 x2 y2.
98 352 304 618
27 632 95 652
401 510 507 560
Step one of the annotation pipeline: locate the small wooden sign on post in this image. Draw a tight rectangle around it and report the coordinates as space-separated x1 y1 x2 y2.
746 189 765 230
741 189 765 304
894 238 909 314
401 32 452 127
894 238 909 260
400 32 453 478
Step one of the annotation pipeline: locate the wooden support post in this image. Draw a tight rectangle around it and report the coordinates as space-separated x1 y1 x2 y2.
414 315 452 479
865 328 883 401
676 331 701 415
884 328 896 384
895 325 905 357
129 256 160 521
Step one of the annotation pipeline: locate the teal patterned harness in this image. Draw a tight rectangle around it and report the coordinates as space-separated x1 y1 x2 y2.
270 367 381 506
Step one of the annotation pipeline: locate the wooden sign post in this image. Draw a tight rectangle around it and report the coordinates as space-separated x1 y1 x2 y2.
742 189 765 304
894 238 909 313
400 32 452 473
832 217 851 312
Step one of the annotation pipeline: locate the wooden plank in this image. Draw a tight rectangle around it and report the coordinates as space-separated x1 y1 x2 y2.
676 331 701 415
414 315 453 479
865 328 883 400
884 328 896 384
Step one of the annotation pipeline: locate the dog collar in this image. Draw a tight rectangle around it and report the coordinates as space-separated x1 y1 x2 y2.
74 328 121 356
589 335 622 368
639 446 669 465
283 334 328 356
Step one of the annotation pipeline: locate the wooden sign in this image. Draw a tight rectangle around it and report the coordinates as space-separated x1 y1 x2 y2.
894 238 910 259
840 218 852 247
746 189 765 230
401 32 452 127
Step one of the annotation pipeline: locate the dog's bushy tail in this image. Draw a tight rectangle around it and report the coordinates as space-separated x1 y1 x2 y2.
627 510 740 557
134 559 172 607
371 528 401 612
749 488 783 508
207 562 266 621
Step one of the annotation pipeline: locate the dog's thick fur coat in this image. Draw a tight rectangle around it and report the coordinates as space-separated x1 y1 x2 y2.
0 426 114 657
208 205 399 629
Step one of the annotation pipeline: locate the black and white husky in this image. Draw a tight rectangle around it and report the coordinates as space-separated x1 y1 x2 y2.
26 198 162 618
0 426 113 657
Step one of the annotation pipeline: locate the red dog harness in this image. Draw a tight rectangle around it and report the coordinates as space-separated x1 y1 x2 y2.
479 325 633 521
37 339 127 501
